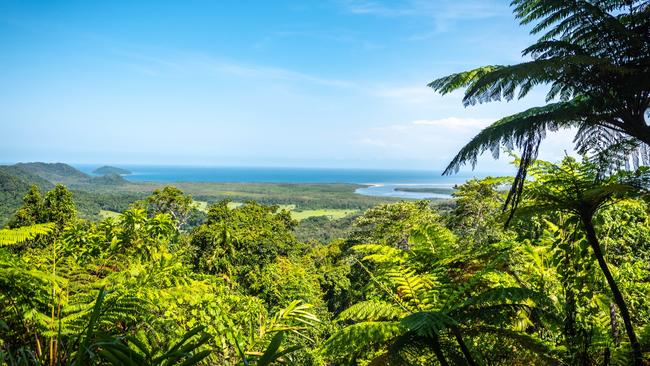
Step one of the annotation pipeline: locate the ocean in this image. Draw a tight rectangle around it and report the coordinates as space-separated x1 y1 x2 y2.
74 164 498 199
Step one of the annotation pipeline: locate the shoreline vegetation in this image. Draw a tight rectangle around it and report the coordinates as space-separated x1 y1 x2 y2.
393 187 455 194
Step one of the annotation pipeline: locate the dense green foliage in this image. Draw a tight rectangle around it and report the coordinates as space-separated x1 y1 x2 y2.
2 155 648 365
2 1 649 364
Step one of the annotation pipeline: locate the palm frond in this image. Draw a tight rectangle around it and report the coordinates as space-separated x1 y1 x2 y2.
442 98 589 175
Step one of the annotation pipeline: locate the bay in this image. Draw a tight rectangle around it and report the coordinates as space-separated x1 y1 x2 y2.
74 164 498 199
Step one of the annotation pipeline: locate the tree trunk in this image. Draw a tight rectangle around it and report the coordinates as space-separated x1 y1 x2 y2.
609 302 620 345
431 334 450 366
451 326 478 366
582 217 643 366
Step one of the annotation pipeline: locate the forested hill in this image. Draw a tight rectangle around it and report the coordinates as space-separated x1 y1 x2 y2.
93 165 132 175
13 162 90 184
3 162 128 187
0 169 50 226
0 165 54 191
0 163 132 225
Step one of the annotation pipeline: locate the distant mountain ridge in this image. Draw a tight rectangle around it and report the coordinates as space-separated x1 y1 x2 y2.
14 162 89 184
0 165 55 191
8 162 127 186
0 162 128 226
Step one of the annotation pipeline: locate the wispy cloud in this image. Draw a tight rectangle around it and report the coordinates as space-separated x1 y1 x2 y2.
371 84 466 105
115 49 354 88
337 0 509 31
356 116 576 170
195 57 354 87
253 26 384 51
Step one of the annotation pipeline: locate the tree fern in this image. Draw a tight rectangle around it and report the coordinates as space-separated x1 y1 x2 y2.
327 216 557 365
429 0 650 217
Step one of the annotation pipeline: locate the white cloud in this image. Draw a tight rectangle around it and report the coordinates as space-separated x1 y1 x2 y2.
355 116 578 171
411 117 490 129
357 117 491 152
371 85 466 105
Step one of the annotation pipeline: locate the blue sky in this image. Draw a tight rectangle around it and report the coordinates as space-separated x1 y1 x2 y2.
0 0 575 171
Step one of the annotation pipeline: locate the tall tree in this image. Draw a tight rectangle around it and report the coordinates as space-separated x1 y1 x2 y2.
8 185 45 228
146 186 194 230
429 0 650 212
447 177 512 246
43 184 76 231
190 201 298 291
521 157 649 365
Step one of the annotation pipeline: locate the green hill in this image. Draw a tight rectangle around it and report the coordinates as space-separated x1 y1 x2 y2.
0 166 56 226
14 162 89 184
0 170 33 226
9 162 128 188
0 164 130 226
93 165 131 175
0 165 55 191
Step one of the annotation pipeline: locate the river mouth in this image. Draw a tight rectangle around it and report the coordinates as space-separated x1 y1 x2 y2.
355 183 455 199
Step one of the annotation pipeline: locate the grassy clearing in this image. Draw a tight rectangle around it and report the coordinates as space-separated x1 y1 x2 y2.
290 209 357 221
81 182 406 224
193 200 209 212
200 200 353 221
278 204 296 211
226 201 243 209
99 209 120 219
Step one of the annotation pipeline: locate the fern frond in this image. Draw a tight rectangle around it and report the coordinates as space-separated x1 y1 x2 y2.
263 300 320 336
0 223 54 246
386 267 432 310
352 244 405 264
400 311 456 338
466 325 563 364
337 301 405 322
457 286 553 310
321 321 403 358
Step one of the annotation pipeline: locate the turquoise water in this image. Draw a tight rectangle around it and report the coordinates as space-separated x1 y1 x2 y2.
75 164 496 199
